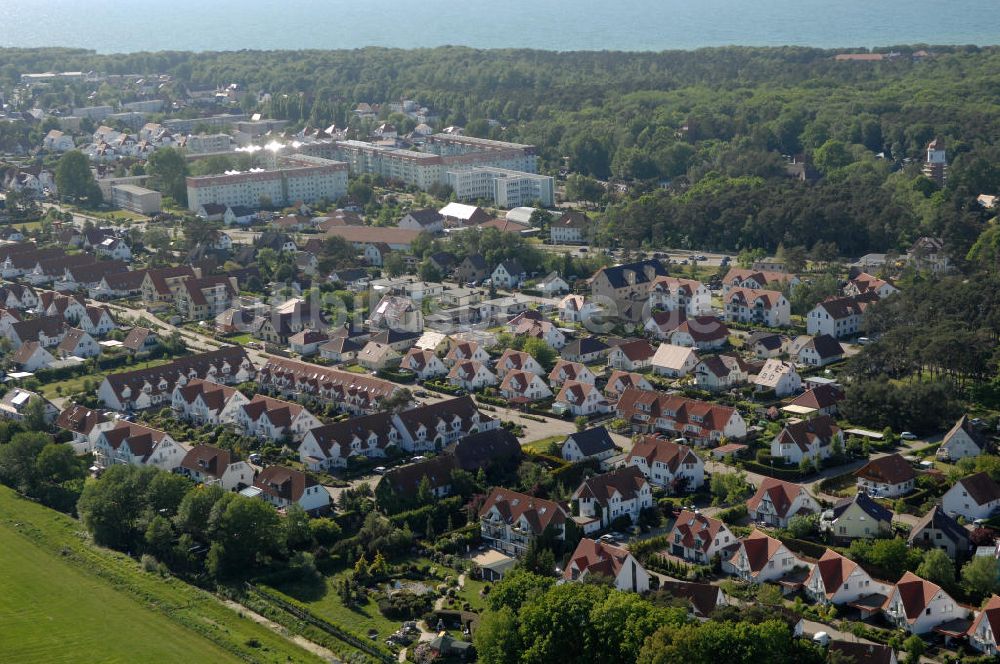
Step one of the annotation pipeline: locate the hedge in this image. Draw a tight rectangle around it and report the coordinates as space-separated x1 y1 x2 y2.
424 380 463 395
818 471 857 494
739 460 804 481
389 496 466 535
778 536 827 560
376 368 415 383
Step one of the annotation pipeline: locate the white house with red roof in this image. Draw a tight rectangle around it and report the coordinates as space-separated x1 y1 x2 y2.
721 268 798 293
563 538 650 592
547 360 596 388
444 340 491 366
604 370 653 400
447 359 497 391
693 354 750 392
554 380 609 416
479 487 569 557
171 379 249 426
607 339 656 371
649 276 712 316
968 595 1000 655
499 369 552 403
669 316 731 351
250 465 330 512
179 444 254 491
770 415 843 465
883 571 963 634
805 548 890 606
941 472 1000 521
667 509 738 564
724 287 791 327
844 272 899 299
726 529 812 585
625 436 704 493
93 421 188 471
615 388 747 444
854 453 916 498
746 478 821 527
401 348 448 380
572 466 652 531
495 349 545 378
227 394 322 442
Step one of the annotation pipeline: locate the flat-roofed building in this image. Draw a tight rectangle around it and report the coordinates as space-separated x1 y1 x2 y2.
111 184 162 215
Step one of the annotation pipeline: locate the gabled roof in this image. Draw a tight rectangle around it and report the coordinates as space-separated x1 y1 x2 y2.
815 292 880 319
890 571 946 621
122 326 155 352
180 444 236 478
447 428 521 471
909 505 968 547
650 343 698 371
968 595 1000 643
12 340 49 365
739 529 787 574
564 538 633 582
747 478 812 519
555 380 603 407
808 548 864 598
393 396 489 439
616 388 739 436
254 466 316 502
788 384 844 410
657 580 725 617
773 415 840 453
573 466 647 505
242 394 306 428
954 472 1000 506
832 492 894 523
306 412 395 456
724 286 784 309
670 509 728 554
614 339 656 362
564 426 617 457
57 327 91 354
801 334 844 359
55 403 110 436
593 259 667 290
854 454 915 486
943 415 988 452
828 642 896 664
697 353 747 378
383 455 457 496
672 316 730 342
479 487 568 535
626 436 699 474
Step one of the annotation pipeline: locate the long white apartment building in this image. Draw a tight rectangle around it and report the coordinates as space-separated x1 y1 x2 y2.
446 167 554 207
185 153 348 211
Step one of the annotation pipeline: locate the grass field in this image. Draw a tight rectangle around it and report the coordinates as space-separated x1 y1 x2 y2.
38 357 175 398
0 487 323 664
521 434 564 454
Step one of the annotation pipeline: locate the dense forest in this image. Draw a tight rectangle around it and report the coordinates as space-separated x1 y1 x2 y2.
3 45 1000 256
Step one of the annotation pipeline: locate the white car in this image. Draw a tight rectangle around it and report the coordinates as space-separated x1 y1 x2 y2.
900 431 918 440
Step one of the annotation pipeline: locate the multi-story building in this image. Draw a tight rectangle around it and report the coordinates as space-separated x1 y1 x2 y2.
445 167 554 207
186 154 348 211
111 184 162 215
479 487 568 557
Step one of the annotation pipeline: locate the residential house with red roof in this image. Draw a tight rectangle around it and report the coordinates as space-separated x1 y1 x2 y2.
724 287 791 327
554 380 610 416
495 349 545 378
547 360 596 388
658 581 730 618
770 415 843 465
668 509 737 564
228 394 322 442
299 412 398 469
11 341 55 371
93 421 188 471
392 396 497 452
693 354 750 392
607 339 656 371
807 292 880 338
563 538 650 592
249 466 330 512
572 466 652 531
785 384 844 416
479 487 569 557
721 268 798 293
179 444 253 492
854 453 916 498
625 436 704 493
726 529 812 587
883 571 964 634
669 316 731 351
650 276 712 316
845 272 899 299
499 369 552 404
805 548 891 606
604 370 653 400
99 347 254 411
615 387 747 444
257 356 399 414
171 379 249 426
968 595 1000 655
56 327 100 359
747 478 821 527
447 359 497 391
401 348 448 380
942 472 1000 521
443 339 491 366
55 404 114 453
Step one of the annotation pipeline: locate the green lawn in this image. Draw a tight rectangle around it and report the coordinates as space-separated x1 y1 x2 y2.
38 358 175 399
522 434 565 454
268 568 402 641
0 487 322 664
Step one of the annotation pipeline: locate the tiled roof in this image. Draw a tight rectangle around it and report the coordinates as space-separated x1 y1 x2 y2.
573 466 647 505
854 454 915 486
670 509 727 554
254 466 316 502
479 487 568 535
956 472 1000 506
747 478 811 519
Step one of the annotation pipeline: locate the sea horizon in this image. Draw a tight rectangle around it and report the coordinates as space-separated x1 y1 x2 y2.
1 0 998 55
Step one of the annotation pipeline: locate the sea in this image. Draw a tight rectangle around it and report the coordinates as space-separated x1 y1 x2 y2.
0 0 997 53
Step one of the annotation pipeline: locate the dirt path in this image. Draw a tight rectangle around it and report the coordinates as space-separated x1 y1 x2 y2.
221 599 343 663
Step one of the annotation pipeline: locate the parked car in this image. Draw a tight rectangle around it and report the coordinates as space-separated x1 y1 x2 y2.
373 466 387 474
900 431 918 440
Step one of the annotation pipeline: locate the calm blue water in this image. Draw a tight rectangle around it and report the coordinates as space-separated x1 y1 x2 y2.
0 0 997 53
